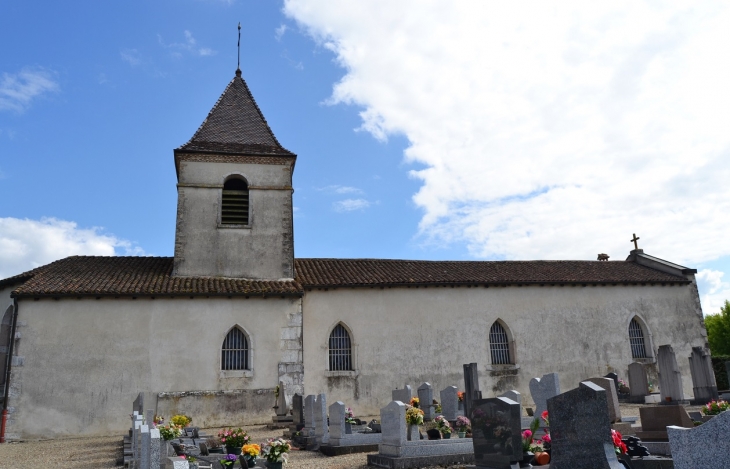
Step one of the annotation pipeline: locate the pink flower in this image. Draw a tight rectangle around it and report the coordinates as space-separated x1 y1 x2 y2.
542 434 551 444
522 429 532 439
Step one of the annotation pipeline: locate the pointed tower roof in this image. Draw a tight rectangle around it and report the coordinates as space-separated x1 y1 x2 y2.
177 70 294 156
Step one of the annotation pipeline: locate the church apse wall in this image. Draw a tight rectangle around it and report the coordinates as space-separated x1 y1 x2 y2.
302 282 705 417
6 295 301 438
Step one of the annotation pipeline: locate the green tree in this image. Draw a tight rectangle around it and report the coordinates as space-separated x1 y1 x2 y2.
705 300 730 356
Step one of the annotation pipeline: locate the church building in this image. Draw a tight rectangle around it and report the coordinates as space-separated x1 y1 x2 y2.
0 69 708 440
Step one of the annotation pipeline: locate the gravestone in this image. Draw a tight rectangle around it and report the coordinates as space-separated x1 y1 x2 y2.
329 401 346 439
688 346 719 404
636 406 693 441
417 382 435 420
604 372 619 391
303 395 316 436
584 377 621 423
313 393 329 444
275 381 288 416
657 345 684 403
463 363 482 421
292 393 304 425
547 381 623 469
381 400 407 446
628 362 649 403
392 385 412 404
529 373 560 426
150 428 161 469
667 407 730 469
498 390 521 406
140 425 150 469
440 386 459 421
470 397 521 469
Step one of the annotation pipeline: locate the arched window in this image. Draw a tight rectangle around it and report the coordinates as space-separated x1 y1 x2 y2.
629 318 648 359
489 321 511 365
328 324 352 371
221 327 249 370
221 177 249 225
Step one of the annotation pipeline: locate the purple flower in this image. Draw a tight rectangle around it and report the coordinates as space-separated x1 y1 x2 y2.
225 454 237 461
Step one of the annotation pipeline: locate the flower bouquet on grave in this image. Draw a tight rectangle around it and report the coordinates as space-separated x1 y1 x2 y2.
409 397 420 408
405 407 424 425
455 415 470 434
218 427 250 454
219 453 237 469
170 414 192 427
261 438 291 469
182 455 199 469
617 378 630 394
611 429 628 454
434 415 452 438
159 423 183 441
702 399 729 416
345 406 356 424
241 443 261 468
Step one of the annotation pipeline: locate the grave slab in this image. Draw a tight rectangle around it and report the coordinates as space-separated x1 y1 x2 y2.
547 381 622 469
392 385 412 405
463 363 482 420
636 406 693 441
668 408 730 469
470 397 521 469
585 377 622 423
417 382 435 420
440 386 459 421
657 345 685 403
688 346 719 404
629 362 650 403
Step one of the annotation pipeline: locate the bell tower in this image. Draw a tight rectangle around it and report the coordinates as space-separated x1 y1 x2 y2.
172 69 295 279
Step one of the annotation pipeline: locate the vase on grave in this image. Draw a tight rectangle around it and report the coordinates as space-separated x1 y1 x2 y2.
241 455 257 468
458 431 466 438
345 422 352 434
458 401 464 411
225 445 242 455
407 424 420 441
520 451 534 467
442 431 451 439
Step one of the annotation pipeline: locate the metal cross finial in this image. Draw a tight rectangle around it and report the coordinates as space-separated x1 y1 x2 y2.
630 233 640 250
237 22 241 74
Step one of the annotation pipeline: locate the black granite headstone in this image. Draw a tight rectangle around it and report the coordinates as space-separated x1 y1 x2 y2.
292 393 304 425
547 381 623 469
464 362 482 422
470 397 521 469
604 372 619 391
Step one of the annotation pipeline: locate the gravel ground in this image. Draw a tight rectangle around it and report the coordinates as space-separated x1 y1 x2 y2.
0 404 705 468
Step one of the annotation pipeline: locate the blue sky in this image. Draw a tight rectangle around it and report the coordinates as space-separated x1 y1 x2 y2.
2 1 730 314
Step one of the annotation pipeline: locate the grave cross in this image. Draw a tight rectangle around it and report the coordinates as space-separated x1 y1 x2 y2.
630 233 640 250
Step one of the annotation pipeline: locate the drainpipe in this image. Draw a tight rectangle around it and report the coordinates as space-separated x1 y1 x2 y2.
1 298 19 443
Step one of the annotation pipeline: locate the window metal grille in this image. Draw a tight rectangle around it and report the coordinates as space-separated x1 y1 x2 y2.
222 328 249 370
629 319 647 359
329 324 352 371
489 322 511 365
221 178 249 225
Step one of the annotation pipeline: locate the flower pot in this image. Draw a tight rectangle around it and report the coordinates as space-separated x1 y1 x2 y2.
241 455 257 468
226 445 243 455
458 431 466 438
407 424 420 441
266 462 283 469
520 451 534 467
345 422 352 434
442 432 451 439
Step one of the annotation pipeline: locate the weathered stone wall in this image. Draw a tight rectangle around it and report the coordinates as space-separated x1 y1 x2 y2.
6 295 302 439
302 281 707 417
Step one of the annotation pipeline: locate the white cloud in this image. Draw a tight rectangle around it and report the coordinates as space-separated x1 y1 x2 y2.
159 31 217 57
120 49 142 67
0 217 145 279
333 198 371 212
318 185 363 194
697 269 730 316
275 24 288 41
0 67 59 112
284 1 730 266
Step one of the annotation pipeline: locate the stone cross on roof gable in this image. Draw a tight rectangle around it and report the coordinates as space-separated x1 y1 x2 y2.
631 233 641 250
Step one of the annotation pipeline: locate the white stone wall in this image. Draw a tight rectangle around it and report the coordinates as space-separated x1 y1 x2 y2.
7 295 301 439
173 159 295 279
302 282 707 417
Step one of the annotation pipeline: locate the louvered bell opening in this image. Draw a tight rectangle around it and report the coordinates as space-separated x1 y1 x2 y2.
329 324 352 371
489 322 511 365
629 319 647 359
222 328 249 370
221 178 249 225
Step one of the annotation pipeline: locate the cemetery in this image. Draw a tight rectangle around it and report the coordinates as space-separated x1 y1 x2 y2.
2 356 724 468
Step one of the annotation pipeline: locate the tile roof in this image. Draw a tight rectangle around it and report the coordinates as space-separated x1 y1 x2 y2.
1 256 690 298
177 72 294 157
293 258 690 287
3 257 302 298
